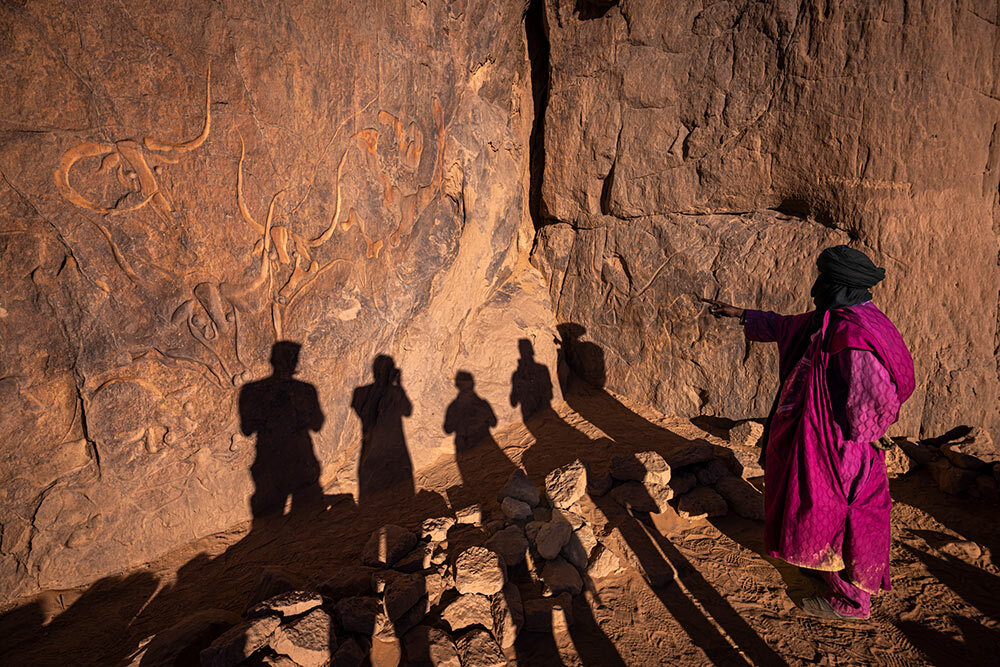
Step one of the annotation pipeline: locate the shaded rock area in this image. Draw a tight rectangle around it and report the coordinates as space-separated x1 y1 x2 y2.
2 382 998 666
116 454 769 666
115 464 683 666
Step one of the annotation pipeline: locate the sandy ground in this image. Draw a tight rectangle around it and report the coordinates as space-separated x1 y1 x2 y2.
1 384 997 666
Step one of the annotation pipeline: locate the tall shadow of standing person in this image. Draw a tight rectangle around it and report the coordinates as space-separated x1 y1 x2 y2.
351 355 415 506
510 338 554 420
555 323 785 666
511 337 598 485
239 341 325 519
443 370 516 509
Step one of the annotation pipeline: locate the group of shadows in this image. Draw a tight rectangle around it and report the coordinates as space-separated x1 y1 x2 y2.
1 325 997 666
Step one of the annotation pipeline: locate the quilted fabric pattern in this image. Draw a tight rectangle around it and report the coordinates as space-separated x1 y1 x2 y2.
839 349 899 445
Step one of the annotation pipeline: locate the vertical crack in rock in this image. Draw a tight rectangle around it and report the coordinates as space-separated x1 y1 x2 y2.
525 0 550 230
600 123 623 216
24 480 58 569
76 386 101 480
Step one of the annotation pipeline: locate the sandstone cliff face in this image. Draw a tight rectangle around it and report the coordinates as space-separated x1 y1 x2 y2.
0 0 560 603
2 0 997 607
532 0 999 437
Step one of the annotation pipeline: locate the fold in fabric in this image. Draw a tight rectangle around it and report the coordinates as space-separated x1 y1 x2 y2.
745 301 914 594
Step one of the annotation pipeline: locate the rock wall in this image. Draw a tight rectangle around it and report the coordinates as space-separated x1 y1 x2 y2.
0 0 561 603
532 0 1000 437
2 0 998 607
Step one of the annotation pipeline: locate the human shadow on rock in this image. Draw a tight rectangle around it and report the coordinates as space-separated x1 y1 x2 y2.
555 322 689 446
0 350 442 665
511 337 600 484
351 354 415 506
443 370 517 509
593 459 785 666
553 326 785 664
507 339 625 665
239 341 325 520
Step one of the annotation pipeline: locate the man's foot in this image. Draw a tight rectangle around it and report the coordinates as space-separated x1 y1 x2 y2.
800 596 869 620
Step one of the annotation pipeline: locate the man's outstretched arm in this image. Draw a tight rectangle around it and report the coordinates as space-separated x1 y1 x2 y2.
702 297 794 343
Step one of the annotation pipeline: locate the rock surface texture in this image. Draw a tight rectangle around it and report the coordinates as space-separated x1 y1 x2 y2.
531 0 999 441
0 0 559 602
1 0 998 608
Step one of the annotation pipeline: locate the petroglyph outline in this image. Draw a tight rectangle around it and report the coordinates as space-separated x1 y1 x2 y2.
53 66 212 222
232 97 446 340
52 64 449 386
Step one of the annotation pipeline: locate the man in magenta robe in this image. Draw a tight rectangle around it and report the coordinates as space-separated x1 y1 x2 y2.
705 246 915 619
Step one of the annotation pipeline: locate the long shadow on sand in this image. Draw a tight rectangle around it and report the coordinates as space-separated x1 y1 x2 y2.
889 473 1000 664
513 329 784 665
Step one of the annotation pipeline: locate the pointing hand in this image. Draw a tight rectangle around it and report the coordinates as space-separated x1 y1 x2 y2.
701 298 744 319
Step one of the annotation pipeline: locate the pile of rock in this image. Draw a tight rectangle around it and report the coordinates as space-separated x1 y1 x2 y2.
130 464 620 666
889 429 1000 500
132 448 771 666
188 523 520 666
595 444 765 523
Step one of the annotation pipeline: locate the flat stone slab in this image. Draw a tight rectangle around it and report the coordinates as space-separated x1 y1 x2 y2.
440 593 493 633
676 486 728 519
454 546 506 595
610 451 671 486
545 460 588 509
246 590 323 619
587 544 623 579
268 608 335 667
420 516 456 542
201 615 280 667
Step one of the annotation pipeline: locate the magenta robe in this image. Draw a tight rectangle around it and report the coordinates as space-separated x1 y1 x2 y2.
745 302 915 594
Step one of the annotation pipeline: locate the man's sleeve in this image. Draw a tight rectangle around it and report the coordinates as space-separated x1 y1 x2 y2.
743 309 792 343
837 349 900 443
